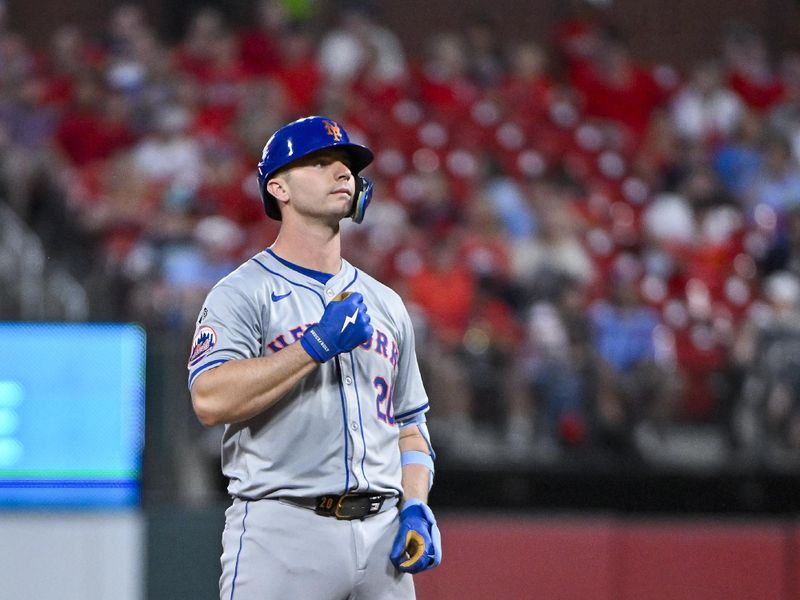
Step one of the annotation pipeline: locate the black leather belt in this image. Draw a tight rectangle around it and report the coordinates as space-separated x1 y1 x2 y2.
279 493 394 520
315 493 387 520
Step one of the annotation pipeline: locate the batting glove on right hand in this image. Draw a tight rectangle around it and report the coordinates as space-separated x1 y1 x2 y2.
390 499 442 574
300 292 373 363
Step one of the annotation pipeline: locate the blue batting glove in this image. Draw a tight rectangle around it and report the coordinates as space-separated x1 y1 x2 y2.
301 292 373 363
390 498 442 574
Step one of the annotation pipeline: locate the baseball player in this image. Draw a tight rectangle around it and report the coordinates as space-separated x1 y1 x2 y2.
188 116 441 599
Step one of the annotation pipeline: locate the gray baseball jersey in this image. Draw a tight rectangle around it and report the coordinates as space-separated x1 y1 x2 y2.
187 248 430 500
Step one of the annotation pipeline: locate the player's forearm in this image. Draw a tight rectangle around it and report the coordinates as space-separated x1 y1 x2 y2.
191 342 318 426
399 428 432 503
401 464 430 503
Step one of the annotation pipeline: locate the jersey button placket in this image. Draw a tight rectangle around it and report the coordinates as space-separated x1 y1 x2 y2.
339 353 365 492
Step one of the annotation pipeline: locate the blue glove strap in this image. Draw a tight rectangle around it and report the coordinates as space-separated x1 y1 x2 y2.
401 498 436 524
300 324 335 363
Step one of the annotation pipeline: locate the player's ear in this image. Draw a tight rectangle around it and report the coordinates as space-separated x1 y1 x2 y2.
267 175 290 202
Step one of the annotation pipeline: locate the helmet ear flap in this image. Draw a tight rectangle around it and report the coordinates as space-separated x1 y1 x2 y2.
350 176 373 224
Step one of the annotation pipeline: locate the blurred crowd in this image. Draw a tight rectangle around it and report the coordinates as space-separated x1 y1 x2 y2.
3 0 800 473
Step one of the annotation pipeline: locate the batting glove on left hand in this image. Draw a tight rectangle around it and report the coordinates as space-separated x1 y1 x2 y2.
390 499 442 574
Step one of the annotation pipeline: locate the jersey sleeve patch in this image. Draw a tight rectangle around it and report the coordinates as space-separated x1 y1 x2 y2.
188 325 217 367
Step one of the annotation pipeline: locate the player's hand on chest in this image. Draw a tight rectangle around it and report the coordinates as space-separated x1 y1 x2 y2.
263 289 401 425
262 289 399 372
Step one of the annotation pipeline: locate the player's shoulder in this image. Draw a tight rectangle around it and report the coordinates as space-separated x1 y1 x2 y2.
350 265 413 333
352 267 404 306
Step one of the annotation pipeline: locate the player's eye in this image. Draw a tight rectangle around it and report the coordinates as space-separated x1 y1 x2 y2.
306 153 351 170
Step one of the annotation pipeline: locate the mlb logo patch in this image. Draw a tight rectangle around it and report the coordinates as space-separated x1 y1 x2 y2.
189 325 217 366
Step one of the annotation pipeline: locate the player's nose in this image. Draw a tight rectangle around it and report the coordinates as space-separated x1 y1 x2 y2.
333 160 352 181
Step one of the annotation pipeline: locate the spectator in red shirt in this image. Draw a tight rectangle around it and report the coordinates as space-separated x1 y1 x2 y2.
553 0 609 70
175 7 228 81
193 33 249 136
40 25 100 107
273 22 321 116
408 234 475 346
238 0 286 77
415 32 479 121
570 29 666 142
499 41 553 121
68 150 159 265
195 143 263 225
55 76 137 167
722 22 784 112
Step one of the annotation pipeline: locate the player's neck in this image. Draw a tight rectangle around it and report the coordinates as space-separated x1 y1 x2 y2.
271 224 342 275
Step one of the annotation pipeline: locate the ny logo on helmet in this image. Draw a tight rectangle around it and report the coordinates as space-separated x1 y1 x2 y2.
324 120 343 142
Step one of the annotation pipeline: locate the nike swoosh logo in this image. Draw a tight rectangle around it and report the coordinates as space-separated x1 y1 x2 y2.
341 308 359 332
271 291 293 302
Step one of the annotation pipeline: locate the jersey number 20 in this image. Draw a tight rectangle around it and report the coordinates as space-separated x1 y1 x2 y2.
373 377 395 425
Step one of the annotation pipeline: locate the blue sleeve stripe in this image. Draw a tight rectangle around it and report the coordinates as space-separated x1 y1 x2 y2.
398 413 425 427
394 403 429 421
188 359 229 389
251 257 325 307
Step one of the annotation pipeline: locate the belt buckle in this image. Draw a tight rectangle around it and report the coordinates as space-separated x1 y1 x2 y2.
334 494 360 520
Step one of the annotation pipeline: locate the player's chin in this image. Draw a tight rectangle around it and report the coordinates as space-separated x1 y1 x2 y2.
328 194 353 217
313 203 349 226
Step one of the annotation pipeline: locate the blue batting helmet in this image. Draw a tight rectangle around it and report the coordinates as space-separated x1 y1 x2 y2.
257 116 374 220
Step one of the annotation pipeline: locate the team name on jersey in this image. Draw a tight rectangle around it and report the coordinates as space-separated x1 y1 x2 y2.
266 325 399 367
